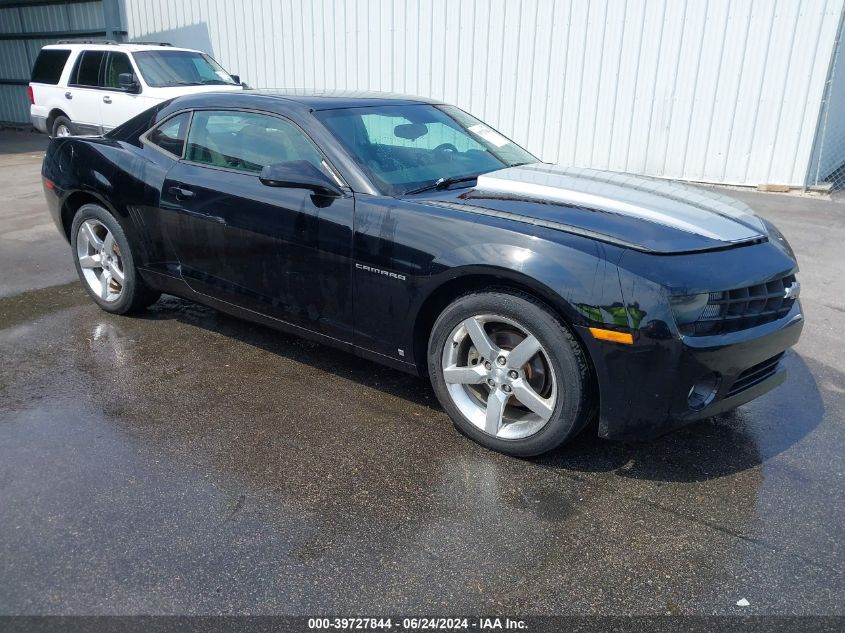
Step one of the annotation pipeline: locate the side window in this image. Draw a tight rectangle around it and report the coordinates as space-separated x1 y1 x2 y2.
30 49 71 84
103 52 135 90
185 110 327 175
146 113 190 157
71 51 105 87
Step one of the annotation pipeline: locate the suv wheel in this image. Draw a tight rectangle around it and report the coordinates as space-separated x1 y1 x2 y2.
51 115 75 137
428 290 593 456
70 203 161 314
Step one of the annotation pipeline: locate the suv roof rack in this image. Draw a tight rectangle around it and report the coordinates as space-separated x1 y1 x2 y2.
55 39 119 45
53 39 173 47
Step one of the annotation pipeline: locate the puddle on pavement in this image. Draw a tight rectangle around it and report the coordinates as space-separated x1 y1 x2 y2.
0 282 88 330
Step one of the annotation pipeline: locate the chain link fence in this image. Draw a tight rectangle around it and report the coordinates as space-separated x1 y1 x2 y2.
808 12 845 191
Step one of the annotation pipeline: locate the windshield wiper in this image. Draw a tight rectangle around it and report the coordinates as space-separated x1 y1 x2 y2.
404 175 479 196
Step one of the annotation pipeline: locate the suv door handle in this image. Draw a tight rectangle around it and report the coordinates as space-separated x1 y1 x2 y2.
102 95 112 104
168 186 195 200
64 92 72 100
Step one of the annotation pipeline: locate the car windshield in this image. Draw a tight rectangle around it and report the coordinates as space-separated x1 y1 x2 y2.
132 50 238 87
315 104 538 195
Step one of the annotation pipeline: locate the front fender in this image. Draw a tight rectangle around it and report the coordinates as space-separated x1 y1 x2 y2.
352 194 628 367
425 240 627 329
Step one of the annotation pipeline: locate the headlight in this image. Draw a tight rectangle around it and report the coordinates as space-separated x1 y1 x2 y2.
669 293 710 326
763 219 796 259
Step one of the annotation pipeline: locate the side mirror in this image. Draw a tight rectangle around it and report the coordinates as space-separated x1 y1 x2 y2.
118 73 140 93
259 160 343 197
230 74 249 89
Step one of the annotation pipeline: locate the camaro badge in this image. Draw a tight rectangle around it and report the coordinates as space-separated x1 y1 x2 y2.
783 281 801 300
355 263 406 281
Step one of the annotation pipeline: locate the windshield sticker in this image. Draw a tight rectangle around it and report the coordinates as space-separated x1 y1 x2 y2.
468 123 509 148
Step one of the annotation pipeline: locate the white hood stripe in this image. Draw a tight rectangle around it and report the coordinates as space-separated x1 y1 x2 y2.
475 165 762 243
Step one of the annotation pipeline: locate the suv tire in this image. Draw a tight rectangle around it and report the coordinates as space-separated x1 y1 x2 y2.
51 115 76 138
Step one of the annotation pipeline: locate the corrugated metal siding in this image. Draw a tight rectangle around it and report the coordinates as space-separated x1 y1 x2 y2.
19 4 71 32
0 6 23 32
66 1 106 30
125 0 845 187
0 83 28 122
0 0 107 125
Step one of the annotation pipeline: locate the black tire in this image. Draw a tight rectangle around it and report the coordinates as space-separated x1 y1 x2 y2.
428 290 593 457
51 115 76 138
70 203 161 314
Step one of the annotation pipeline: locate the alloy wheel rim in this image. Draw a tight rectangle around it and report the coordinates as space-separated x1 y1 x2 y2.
56 124 71 137
76 219 125 303
441 314 557 440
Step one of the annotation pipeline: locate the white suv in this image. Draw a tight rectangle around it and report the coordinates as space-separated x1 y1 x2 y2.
29 41 245 137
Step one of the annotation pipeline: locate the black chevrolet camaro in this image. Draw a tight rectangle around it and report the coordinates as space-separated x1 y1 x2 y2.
41 90 804 456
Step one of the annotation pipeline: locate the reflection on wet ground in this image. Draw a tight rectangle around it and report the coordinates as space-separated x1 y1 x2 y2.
1 288 842 615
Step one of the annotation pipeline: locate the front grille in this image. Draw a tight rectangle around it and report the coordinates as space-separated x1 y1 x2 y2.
691 273 797 335
727 352 785 397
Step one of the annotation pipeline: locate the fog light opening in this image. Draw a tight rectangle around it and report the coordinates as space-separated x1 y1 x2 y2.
688 373 721 411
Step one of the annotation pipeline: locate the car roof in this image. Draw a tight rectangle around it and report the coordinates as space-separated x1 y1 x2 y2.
163 89 445 113
246 89 445 110
42 42 201 54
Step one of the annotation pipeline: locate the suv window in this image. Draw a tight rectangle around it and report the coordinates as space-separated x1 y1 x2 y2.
133 50 237 87
103 52 135 90
71 50 106 87
31 49 71 84
146 113 190 157
185 111 326 174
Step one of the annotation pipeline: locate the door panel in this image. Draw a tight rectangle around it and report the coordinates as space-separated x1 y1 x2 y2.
65 50 106 132
62 87 101 132
159 110 354 341
100 52 149 130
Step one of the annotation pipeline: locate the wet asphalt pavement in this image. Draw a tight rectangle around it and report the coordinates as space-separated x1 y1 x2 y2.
0 130 843 616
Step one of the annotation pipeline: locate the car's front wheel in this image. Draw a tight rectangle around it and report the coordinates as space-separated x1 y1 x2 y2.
428 291 593 456
70 203 161 314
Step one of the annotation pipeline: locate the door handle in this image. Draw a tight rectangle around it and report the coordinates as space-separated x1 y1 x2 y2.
64 92 72 100
168 186 195 200
102 95 112 104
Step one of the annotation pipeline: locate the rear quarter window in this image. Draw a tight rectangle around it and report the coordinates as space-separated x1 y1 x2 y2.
144 112 191 157
31 49 71 84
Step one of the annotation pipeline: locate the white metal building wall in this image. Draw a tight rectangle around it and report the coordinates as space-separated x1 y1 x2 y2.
124 0 845 188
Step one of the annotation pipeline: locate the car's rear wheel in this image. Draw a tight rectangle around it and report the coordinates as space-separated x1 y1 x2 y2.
51 115 75 138
70 203 160 314
428 290 593 456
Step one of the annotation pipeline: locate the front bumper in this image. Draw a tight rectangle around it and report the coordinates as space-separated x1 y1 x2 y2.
577 301 804 440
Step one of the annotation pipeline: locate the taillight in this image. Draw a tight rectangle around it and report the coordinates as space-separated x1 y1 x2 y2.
28 85 34 104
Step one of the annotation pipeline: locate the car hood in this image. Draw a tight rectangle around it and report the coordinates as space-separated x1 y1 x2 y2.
419 163 768 254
